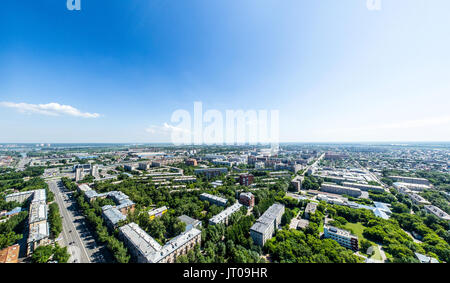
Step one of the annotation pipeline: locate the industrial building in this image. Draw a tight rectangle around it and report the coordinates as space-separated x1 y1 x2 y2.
341 182 384 193
320 183 362 197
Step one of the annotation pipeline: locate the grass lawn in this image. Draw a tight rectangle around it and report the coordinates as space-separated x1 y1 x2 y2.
369 245 383 261
318 221 324 233
343 222 383 260
343 222 366 241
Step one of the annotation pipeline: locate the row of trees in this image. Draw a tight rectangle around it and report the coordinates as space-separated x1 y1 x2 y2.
265 229 362 263
0 211 28 249
48 203 62 239
31 243 70 263
71 189 130 263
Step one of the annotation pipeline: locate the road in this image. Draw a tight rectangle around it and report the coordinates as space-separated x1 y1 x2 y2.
353 160 387 191
302 153 325 176
48 179 110 263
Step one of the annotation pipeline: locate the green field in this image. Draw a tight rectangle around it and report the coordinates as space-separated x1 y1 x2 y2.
343 222 383 260
343 222 366 241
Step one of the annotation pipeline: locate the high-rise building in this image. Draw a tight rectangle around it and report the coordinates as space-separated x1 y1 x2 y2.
91 165 99 179
75 167 84 182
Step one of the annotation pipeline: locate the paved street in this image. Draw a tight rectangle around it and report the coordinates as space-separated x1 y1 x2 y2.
48 180 111 263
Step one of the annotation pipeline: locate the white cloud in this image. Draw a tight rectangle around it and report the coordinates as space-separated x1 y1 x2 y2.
145 123 191 135
0 102 101 118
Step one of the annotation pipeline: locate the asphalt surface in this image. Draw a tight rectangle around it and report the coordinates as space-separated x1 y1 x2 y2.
48 180 111 263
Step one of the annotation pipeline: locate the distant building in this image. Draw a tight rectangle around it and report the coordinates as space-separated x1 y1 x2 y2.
194 168 228 179
148 206 168 220
138 162 150 170
291 176 303 192
320 183 362 197
185 159 198 166
75 167 84 182
172 176 197 183
73 164 91 173
250 203 285 247
390 176 430 186
124 164 135 171
324 225 358 251
91 165 100 179
239 192 255 207
409 193 431 205
199 193 228 207
342 182 384 193
255 161 265 169
239 174 254 186
424 205 450 221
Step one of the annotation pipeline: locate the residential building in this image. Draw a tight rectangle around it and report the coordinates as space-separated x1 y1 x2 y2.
424 205 450 221
138 162 150 170
341 182 384 193
324 225 359 251
409 193 431 205
194 168 228 178
304 202 318 219
250 203 285 247
148 206 168 220
185 159 198 166
209 203 243 226
199 193 228 207
239 192 255 207
119 222 201 263
239 174 254 186
291 176 303 192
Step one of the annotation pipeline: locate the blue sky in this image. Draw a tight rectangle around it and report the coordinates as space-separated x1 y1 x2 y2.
1 0 449 143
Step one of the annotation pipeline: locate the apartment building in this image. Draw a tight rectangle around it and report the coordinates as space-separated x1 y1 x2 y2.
209 203 243 226
119 222 201 263
250 203 285 247
324 225 359 251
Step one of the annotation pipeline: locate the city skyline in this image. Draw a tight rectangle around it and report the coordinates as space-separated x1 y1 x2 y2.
2 0 450 143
